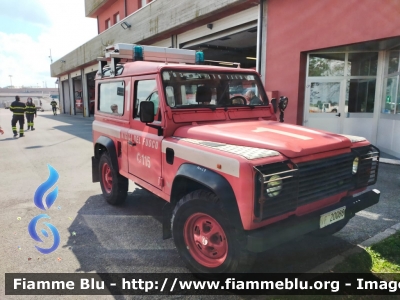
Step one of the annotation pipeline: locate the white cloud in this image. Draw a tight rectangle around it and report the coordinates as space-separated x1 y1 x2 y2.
0 0 51 27
0 0 97 88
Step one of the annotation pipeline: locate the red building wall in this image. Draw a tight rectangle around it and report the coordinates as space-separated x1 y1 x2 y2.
265 0 400 124
126 0 142 16
97 0 152 33
98 0 125 32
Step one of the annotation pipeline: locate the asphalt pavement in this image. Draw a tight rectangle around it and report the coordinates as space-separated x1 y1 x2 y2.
0 108 399 299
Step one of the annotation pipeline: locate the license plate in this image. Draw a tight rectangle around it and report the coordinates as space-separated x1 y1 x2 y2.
320 206 346 228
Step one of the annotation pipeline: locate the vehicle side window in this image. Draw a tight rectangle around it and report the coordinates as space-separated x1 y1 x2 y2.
99 81 125 115
134 79 157 118
148 92 159 115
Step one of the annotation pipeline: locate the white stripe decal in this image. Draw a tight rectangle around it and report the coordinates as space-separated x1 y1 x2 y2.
338 134 366 143
163 140 240 177
93 121 121 138
252 127 312 140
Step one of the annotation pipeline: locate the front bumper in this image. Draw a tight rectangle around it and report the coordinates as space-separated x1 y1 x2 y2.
246 189 380 252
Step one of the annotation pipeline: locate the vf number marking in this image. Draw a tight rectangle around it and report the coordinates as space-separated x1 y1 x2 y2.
137 153 151 168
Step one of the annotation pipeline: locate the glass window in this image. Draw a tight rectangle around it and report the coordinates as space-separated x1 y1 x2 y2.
309 82 340 113
388 51 399 75
166 86 175 106
141 0 147 7
99 81 125 115
348 52 378 76
114 13 120 24
161 70 268 108
308 53 346 76
149 92 159 115
348 79 376 113
135 79 157 118
382 77 398 114
105 19 111 29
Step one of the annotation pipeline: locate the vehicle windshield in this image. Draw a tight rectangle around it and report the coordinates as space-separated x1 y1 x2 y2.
161 70 268 109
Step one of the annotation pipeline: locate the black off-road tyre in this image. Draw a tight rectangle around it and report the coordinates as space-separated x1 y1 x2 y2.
99 153 128 205
171 189 255 278
309 218 349 237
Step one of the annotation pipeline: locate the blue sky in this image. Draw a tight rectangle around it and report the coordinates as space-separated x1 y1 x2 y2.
0 0 97 88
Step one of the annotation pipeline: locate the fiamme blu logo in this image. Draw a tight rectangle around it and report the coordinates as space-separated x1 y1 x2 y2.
28 164 60 254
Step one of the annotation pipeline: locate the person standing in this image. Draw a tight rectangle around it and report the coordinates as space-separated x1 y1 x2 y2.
25 97 36 131
10 95 26 138
50 99 58 115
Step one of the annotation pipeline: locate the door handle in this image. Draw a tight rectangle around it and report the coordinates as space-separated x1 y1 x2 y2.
128 140 136 146
335 113 341 117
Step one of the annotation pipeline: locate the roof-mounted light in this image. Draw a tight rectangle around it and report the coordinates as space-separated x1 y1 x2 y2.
195 51 204 65
134 45 144 61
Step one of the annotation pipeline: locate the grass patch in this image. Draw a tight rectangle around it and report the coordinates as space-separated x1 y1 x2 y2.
333 230 400 281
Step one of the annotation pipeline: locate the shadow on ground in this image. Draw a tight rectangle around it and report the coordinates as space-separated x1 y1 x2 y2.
40 114 93 142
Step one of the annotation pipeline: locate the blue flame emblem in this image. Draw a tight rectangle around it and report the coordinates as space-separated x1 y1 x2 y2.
34 165 59 210
29 164 60 254
28 214 60 254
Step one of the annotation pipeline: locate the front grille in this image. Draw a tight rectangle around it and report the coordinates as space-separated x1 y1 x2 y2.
253 145 379 221
297 153 354 206
254 162 298 220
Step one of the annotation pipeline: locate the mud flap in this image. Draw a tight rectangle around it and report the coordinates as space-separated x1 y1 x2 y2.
92 156 100 182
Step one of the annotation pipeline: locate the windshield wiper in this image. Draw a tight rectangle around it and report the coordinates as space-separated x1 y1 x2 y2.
173 104 217 111
220 104 256 109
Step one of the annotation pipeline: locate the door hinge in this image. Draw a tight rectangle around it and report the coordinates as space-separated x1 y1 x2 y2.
158 177 164 187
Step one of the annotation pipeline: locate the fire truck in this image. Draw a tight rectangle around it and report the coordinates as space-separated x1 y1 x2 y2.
91 44 380 275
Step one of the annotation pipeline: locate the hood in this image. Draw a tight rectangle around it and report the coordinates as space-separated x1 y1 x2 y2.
173 120 353 158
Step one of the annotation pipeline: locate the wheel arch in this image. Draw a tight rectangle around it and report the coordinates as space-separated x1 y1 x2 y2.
92 136 118 183
162 163 243 239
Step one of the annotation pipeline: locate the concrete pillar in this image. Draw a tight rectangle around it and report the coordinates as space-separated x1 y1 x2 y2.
69 75 74 115
82 71 89 117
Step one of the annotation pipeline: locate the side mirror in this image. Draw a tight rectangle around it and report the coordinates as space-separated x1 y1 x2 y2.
139 101 154 123
271 98 277 114
278 96 288 111
278 96 288 123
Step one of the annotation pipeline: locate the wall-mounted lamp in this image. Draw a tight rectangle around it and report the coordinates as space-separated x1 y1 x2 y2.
121 21 131 30
207 23 213 30
60 60 66 63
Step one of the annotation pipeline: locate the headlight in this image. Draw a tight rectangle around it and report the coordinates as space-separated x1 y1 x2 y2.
352 157 359 174
266 175 282 197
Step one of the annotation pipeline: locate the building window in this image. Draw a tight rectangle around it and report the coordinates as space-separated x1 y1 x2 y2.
308 53 345 77
382 50 400 114
141 0 147 8
114 13 120 24
105 19 111 29
307 52 378 113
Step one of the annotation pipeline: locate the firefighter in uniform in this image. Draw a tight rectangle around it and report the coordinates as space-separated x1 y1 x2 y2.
10 95 26 138
50 100 58 115
25 97 36 131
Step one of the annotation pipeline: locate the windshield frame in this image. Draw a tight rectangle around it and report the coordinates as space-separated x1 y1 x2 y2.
160 68 269 110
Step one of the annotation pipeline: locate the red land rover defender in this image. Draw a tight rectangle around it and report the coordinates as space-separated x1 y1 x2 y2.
92 44 380 275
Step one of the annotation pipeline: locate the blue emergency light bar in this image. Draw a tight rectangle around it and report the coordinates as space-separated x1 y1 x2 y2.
195 51 204 64
134 45 144 61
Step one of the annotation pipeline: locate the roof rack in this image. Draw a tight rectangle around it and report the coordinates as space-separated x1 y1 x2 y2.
97 43 205 78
